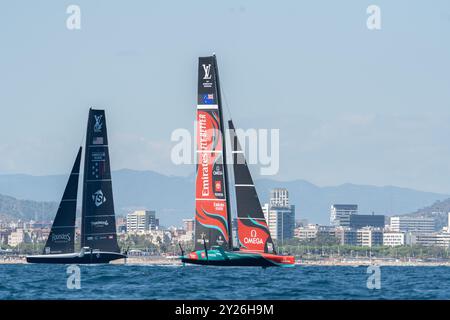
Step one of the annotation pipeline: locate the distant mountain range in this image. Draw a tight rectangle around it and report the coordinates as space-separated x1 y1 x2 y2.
0 169 448 226
0 194 58 222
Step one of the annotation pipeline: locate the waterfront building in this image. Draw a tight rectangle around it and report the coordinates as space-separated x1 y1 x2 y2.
356 227 383 247
335 227 357 246
294 224 318 241
7 229 26 247
147 229 172 245
383 232 405 247
263 188 295 241
126 210 159 233
317 225 337 238
183 219 195 233
178 231 194 243
413 232 450 247
296 219 309 227
349 214 385 229
29 221 52 229
116 217 127 234
390 216 436 233
0 230 11 245
335 227 382 247
330 204 358 226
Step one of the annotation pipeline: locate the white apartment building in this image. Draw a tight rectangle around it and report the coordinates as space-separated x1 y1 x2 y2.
126 210 158 233
383 232 405 247
412 232 450 247
8 229 25 247
390 216 436 233
356 227 383 247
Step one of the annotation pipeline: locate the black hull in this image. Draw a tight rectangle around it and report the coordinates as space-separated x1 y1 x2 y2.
181 255 279 268
26 251 126 264
181 257 279 267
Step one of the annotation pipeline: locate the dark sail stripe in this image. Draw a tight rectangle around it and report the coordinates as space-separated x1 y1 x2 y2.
80 108 120 253
228 120 276 254
43 147 82 255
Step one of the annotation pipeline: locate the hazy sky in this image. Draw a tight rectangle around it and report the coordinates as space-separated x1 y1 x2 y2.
1 1 450 193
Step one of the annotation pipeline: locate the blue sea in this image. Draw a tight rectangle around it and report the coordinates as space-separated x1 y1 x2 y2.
0 264 449 300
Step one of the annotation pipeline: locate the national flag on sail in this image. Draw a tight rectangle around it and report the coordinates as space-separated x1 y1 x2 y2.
202 94 214 104
93 137 104 145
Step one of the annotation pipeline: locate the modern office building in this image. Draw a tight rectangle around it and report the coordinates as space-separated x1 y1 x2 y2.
383 232 405 247
126 210 159 233
263 188 295 241
389 216 436 233
349 214 385 229
330 204 358 226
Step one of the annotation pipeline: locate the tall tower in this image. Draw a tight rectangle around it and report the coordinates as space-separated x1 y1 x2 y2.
266 188 295 241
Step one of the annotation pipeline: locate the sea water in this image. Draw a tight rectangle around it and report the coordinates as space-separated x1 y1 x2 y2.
0 264 449 300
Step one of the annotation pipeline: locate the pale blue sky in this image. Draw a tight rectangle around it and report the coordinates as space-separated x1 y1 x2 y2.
0 1 450 193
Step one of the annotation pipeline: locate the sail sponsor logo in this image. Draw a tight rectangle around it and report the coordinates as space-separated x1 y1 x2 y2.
92 189 106 207
212 165 223 176
216 235 224 246
198 114 210 197
189 252 198 260
213 201 225 211
94 115 103 133
93 137 103 145
91 151 106 162
202 64 212 80
90 220 109 227
214 180 222 192
202 93 214 104
243 229 264 245
52 233 71 242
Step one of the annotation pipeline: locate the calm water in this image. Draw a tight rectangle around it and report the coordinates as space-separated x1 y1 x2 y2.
0 264 449 299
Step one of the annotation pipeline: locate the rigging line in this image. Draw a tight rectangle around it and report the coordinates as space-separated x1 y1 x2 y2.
220 82 233 122
79 118 86 148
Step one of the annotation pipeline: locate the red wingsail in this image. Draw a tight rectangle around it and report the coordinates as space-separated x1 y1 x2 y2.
194 56 231 251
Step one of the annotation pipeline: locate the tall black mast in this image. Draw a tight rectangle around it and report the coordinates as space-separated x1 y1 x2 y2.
213 54 233 250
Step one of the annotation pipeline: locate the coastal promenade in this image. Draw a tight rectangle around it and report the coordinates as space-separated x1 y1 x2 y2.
3 255 450 266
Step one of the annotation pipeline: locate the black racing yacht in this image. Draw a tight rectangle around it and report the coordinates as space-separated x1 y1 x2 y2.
26 108 126 264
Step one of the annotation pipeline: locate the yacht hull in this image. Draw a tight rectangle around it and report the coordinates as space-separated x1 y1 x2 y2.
181 249 295 267
26 251 126 264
